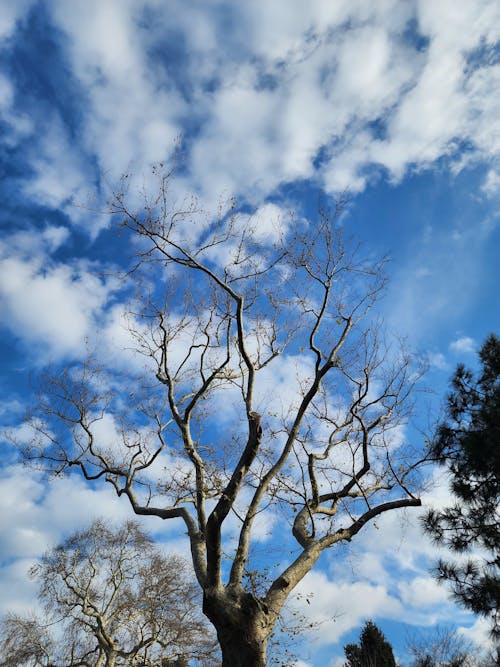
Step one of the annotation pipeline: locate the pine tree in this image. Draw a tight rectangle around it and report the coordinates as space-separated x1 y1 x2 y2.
344 620 397 667
423 334 500 638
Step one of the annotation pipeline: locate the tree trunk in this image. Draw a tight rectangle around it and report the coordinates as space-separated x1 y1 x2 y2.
203 588 272 667
218 634 267 667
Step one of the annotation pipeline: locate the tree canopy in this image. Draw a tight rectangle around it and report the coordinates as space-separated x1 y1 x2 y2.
21 172 430 666
0 519 216 667
423 333 500 638
405 625 488 667
344 620 397 667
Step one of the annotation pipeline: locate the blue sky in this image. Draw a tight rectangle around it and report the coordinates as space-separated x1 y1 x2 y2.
0 1 499 665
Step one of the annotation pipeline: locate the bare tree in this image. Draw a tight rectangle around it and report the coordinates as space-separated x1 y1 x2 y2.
405 625 495 667
0 520 217 667
23 169 429 666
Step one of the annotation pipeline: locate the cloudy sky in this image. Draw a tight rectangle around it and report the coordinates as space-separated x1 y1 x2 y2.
0 1 499 665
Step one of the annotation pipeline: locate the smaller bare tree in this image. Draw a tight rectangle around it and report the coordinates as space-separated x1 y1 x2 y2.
405 625 495 667
0 520 218 667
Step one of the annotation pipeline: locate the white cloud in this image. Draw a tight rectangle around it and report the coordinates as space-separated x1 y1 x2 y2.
293 570 402 646
23 118 92 213
0 223 123 361
18 116 108 236
329 659 346 667
254 353 315 419
0 398 24 419
449 336 476 354
0 225 68 260
458 616 495 650
364 0 500 187
180 0 499 199
0 465 131 562
186 5 420 199
0 256 112 359
482 168 500 195
249 203 290 244
0 467 47 561
398 576 451 608
0 559 39 616
427 352 449 371
0 462 185 618
0 70 33 145
47 0 183 182
0 0 496 219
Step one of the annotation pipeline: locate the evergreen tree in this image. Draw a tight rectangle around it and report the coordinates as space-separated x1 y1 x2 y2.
423 334 500 637
344 620 397 667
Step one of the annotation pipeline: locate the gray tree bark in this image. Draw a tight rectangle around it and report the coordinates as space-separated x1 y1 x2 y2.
203 588 272 667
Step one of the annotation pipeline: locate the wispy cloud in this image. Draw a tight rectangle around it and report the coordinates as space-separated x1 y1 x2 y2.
1 0 498 213
449 336 476 354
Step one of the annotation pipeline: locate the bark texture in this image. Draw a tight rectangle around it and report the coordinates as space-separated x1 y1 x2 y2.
203 588 271 667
